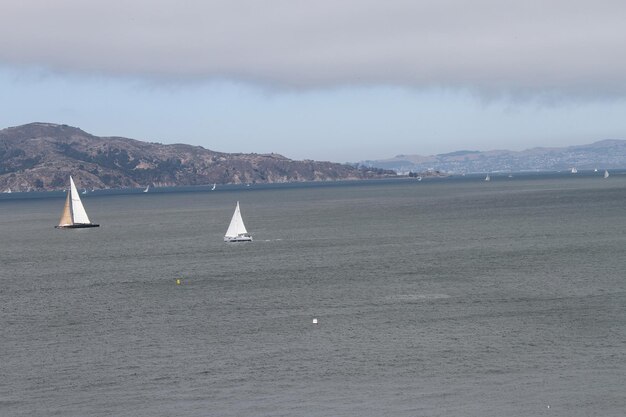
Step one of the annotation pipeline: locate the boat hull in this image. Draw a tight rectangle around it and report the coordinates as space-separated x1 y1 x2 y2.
55 224 100 229
224 235 252 242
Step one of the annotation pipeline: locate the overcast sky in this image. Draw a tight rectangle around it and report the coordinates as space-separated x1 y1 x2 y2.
2 0 626 162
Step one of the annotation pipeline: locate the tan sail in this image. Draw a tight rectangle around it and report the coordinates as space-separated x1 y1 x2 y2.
58 191 73 227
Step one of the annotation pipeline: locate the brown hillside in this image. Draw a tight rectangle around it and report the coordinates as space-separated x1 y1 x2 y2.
0 123 394 191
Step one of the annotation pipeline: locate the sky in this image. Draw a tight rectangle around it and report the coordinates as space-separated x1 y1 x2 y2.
2 0 626 162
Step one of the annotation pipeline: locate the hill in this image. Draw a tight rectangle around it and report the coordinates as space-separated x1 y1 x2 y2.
0 123 394 191
360 140 626 173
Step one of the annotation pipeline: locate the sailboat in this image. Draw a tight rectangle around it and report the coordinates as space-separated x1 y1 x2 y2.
484 174 491 181
144 185 150 193
604 169 609 178
571 167 578 174
55 176 99 229
211 183 216 191
224 201 252 242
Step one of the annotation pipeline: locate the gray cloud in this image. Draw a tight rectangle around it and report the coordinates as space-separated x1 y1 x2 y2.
2 0 625 97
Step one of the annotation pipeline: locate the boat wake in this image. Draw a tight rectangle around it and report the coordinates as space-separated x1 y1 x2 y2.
386 293 450 302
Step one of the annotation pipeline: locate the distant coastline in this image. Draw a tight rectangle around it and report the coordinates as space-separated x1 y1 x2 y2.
360 139 626 174
0 122 399 192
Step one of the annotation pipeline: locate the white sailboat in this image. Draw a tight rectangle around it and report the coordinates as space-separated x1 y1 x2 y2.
144 185 150 193
211 183 216 191
571 167 578 174
484 174 491 181
55 176 99 229
224 201 252 242
604 169 609 178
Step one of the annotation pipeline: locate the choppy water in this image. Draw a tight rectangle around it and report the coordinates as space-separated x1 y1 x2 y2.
1 175 625 416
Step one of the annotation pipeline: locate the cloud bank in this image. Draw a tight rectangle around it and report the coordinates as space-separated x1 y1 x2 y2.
2 0 625 97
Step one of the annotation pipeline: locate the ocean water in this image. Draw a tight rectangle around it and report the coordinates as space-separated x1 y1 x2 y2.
1 175 625 416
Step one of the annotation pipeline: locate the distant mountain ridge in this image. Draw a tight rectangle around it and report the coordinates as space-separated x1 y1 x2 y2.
361 140 626 173
0 123 394 191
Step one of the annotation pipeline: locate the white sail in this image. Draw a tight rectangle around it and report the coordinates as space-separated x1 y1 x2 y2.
224 202 252 242
69 176 91 224
211 183 216 191
604 170 609 178
144 185 150 193
485 174 490 181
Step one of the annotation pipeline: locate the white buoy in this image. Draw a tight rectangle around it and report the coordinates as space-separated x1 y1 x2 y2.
312 318 318 324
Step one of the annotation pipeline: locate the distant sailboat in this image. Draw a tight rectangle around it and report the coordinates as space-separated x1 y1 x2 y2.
3 188 11 193
211 183 216 191
571 167 578 174
144 185 150 193
604 170 609 179
484 174 491 181
224 201 252 242
55 176 99 229
82 188 87 195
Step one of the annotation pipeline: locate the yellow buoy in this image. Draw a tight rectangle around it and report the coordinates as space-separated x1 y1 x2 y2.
176 279 181 285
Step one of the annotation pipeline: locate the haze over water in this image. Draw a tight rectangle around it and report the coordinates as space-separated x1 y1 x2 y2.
1 175 625 416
